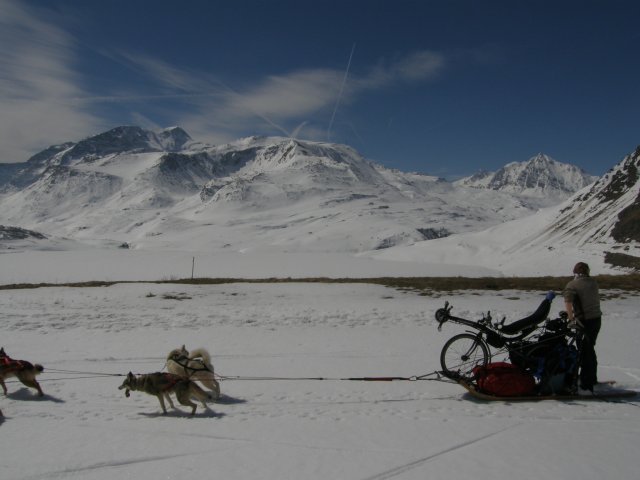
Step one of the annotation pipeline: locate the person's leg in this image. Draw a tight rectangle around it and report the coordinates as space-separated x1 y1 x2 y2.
579 317 601 390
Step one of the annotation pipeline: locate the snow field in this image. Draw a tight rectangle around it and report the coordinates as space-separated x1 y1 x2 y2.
1 283 639 480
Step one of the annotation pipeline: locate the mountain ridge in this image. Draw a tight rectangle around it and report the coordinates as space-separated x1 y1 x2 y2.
371 145 640 274
2 125 634 274
455 153 597 198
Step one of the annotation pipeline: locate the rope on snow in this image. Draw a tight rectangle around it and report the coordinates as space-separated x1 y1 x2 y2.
215 371 451 383
18 368 454 384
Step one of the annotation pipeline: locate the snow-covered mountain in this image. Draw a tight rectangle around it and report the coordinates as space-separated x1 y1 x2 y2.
455 153 597 201
525 146 640 270
372 146 640 274
0 126 606 266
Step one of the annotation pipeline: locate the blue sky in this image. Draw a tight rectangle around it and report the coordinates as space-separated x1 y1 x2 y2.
1 0 638 177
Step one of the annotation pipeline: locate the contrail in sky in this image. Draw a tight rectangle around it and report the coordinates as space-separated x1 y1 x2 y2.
327 43 356 142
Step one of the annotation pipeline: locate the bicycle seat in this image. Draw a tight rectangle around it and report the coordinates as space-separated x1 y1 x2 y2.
499 298 551 335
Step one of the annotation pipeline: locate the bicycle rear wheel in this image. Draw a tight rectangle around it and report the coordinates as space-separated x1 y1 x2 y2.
440 333 489 379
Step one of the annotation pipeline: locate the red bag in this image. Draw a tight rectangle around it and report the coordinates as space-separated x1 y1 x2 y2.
472 362 536 397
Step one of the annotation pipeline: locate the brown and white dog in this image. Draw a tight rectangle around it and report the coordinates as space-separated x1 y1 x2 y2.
0 347 44 396
166 346 220 400
118 371 212 415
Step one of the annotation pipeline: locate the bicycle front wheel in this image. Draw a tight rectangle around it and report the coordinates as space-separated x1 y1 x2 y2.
440 333 489 379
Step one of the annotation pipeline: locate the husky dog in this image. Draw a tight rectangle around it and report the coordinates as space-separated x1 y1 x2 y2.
0 348 44 396
118 371 212 415
166 346 220 400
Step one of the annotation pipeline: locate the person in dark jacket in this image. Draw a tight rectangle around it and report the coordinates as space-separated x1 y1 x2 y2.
563 262 602 392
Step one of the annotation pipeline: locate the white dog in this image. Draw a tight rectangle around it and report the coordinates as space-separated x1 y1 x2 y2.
166 346 220 401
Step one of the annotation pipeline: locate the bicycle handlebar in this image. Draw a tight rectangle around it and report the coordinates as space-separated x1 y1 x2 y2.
435 301 497 332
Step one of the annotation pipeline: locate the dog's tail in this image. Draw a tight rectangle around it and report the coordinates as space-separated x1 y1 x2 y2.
189 348 213 369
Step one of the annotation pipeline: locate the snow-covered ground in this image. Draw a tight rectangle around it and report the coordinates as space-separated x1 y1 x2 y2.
0 247 502 284
1 280 639 480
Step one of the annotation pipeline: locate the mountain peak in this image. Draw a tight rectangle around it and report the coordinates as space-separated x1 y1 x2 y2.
532 145 640 270
455 153 596 201
58 126 158 164
531 152 553 163
156 126 192 151
22 126 197 168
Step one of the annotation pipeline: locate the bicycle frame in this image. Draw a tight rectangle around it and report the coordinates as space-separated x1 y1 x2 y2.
436 299 582 384
436 300 544 344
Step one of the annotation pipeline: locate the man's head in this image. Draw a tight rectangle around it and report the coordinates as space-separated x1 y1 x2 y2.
573 262 590 277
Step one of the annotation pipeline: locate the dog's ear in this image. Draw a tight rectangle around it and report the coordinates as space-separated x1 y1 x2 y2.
0 347 5 355
127 371 134 379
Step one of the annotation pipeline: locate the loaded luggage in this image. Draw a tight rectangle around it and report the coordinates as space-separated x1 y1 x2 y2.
472 362 536 397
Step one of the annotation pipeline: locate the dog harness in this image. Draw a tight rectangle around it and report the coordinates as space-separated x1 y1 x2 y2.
159 372 184 391
169 354 212 376
0 354 25 373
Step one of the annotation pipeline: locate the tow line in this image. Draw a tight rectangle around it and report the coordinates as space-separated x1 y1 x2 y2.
30 368 454 384
216 371 451 382
3 369 463 406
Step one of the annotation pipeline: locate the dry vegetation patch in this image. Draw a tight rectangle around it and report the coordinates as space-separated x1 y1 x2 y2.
1 274 638 293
